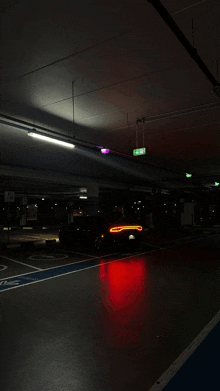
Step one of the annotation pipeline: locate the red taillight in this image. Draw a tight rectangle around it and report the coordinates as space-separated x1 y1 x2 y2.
109 225 143 233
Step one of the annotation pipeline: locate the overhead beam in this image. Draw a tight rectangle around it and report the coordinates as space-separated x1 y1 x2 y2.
0 165 129 190
148 0 220 98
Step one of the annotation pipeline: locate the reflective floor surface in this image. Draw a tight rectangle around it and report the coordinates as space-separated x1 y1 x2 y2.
0 235 220 391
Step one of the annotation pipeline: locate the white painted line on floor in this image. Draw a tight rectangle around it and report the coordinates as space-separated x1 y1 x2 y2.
97 251 123 259
57 248 122 259
0 279 20 286
148 308 220 391
1 237 219 292
0 251 123 283
122 253 133 256
159 233 220 251
0 269 45 281
0 251 150 293
29 253 68 261
0 265 8 271
57 248 97 258
71 250 99 258
0 255 43 271
140 242 160 248
41 251 123 272
55 234 220 269
41 250 154 274
162 232 220 245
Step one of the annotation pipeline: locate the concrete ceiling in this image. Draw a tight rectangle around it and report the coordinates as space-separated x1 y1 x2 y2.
1 0 220 197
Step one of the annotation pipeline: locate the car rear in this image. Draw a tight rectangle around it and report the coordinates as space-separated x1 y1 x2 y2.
107 222 143 247
96 216 143 248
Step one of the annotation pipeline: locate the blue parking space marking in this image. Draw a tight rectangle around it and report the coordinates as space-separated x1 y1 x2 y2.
0 250 148 292
149 309 220 391
162 320 220 391
0 257 101 292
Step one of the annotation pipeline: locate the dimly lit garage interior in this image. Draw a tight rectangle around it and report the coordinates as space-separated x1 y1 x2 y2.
1 2 220 391
1 0 220 229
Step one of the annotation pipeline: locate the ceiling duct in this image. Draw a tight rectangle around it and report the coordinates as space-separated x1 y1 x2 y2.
147 0 220 98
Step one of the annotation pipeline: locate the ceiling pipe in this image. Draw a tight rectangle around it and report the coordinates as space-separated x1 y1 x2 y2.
0 113 180 176
112 102 220 131
0 114 99 150
147 0 220 99
0 164 132 189
0 114 213 187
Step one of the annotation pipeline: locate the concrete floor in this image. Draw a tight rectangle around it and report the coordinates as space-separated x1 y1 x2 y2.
0 226 60 244
0 236 220 391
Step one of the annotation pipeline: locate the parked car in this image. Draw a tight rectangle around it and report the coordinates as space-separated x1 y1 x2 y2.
59 214 143 249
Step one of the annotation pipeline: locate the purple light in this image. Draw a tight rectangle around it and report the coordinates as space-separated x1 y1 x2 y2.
101 148 110 154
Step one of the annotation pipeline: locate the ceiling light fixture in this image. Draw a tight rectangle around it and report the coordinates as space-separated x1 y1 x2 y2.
28 132 75 148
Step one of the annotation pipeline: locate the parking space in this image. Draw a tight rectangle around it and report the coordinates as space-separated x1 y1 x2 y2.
0 240 156 280
0 242 156 292
0 248 92 274
0 235 220 390
0 226 59 244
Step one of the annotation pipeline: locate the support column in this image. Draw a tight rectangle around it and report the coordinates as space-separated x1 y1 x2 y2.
86 184 99 216
20 197 27 226
68 202 74 223
181 203 196 226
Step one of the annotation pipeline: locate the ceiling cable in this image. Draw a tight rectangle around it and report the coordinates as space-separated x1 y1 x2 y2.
39 64 179 108
171 0 210 15
2 0 210 85
142 102 220 122
17 29 134 80
111 101 220 131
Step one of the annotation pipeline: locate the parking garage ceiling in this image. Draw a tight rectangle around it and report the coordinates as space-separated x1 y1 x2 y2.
1 0 220 197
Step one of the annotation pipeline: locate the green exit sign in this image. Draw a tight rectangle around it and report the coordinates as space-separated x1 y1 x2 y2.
133 148 146 156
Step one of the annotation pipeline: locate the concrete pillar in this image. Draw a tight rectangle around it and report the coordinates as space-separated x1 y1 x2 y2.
86 184 99 215
68 202 74 223
181 203 196 226
20 197 27 226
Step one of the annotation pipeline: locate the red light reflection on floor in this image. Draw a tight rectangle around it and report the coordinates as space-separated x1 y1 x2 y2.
99 258 147 346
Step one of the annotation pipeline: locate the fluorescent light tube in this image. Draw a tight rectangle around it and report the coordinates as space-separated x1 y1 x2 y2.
28 132 75 148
